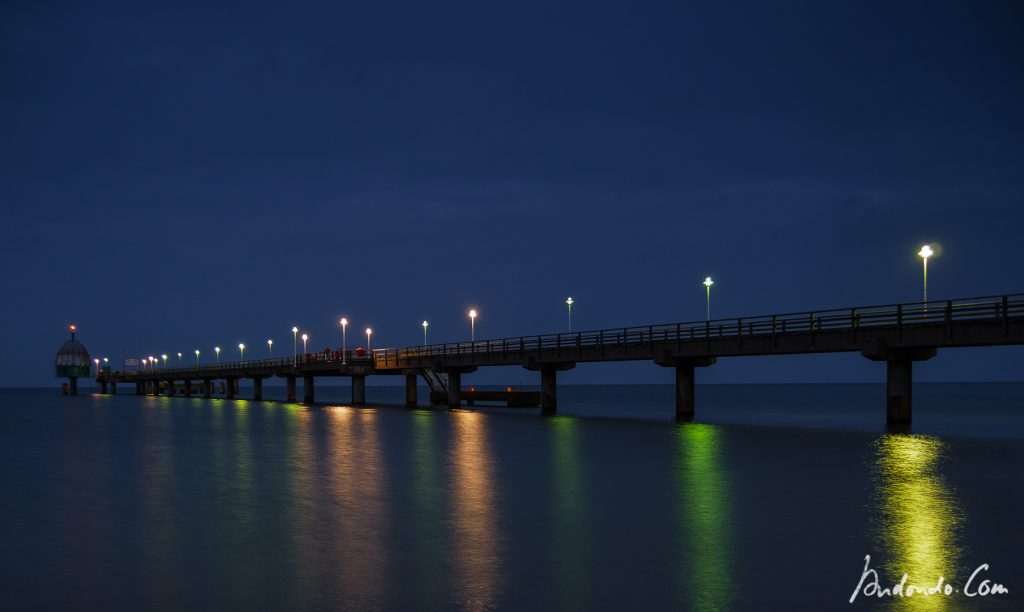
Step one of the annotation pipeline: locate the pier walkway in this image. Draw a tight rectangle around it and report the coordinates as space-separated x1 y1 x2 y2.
98 293 1024 424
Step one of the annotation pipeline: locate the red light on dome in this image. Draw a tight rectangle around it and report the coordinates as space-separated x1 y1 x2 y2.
69 325 77 332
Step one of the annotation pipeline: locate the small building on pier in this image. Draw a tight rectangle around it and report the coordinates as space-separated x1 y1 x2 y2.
55 325 91 395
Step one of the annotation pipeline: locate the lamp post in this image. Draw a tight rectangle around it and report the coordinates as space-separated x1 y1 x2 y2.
366 328 373 353
195 349 200 364
177 352 182 364
918 245 933 305
302 334 308 354
161 354 168 367
422 320 429 348
215 346 220 363
703 276 714 321
566 297 574 332
267 339 273 358
340 318 348 364
94 358 100 377
239 343 245 361
292 326 299 366
469 309 477 342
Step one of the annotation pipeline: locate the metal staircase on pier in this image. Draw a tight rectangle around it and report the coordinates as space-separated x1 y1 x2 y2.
420 368 448 397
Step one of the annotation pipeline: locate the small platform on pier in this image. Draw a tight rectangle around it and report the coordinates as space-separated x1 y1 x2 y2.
431 388 540 408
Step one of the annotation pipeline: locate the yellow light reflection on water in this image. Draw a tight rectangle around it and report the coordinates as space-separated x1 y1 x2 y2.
450 411 502 610
873 433 961 611
328 406 388 608
676 423 732 609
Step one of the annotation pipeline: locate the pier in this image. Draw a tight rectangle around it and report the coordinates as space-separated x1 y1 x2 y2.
97 293 1024 424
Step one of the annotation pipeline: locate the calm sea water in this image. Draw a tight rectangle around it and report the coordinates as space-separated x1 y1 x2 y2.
1 384 1021 610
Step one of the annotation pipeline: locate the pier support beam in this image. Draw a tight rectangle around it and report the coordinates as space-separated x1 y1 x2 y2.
540 369 557 415
448 372 461 407
286 376 296 402
862 346 937 425
303 375 314 404
226 378 236 399
136 382 144 395
151 380 160 396
405 373 417 406
253 377 263 401
100 380 108 394
654 356 716 421
202 379 212 399
521 361 576 415
435 366 477 408
352 375 366 405
166 380 174 396
184 380 192 397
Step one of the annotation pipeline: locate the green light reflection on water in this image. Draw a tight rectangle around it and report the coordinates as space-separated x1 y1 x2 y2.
675 422 732 610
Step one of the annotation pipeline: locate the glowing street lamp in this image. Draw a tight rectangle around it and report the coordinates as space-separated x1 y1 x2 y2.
292 326 299 366
566 297 574 332
703 276 714 321
340 318 348 364
195 349 200 364
422 320 429 348
161 354 168 367
918 244 934 305
177 352 182 363
469 309 477 342
366 328 373 352
94 358 100 377
239 343 245 360
301 333 308 354
267 339 273 357
215 346 221 363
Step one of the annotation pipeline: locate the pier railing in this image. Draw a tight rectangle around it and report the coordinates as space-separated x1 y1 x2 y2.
105 293 1023 377
371 292 1024 366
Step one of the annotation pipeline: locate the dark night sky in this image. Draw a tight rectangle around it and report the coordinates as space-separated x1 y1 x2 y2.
2 1 1023 387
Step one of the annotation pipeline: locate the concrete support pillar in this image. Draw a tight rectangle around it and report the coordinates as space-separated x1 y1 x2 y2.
447 372 462 407
541 368 557 415
226 378 236 399
352 375 366 405
253 377 263 401
886 360 913 425
184 380 192 397
151 380 160 396
136 382 144 395
675 365 696 421
286 376 296 402
405 374 417 407
303 375 314 404
100 380 108 394
202 379 212 399
167 381 175 396
862 346 935 426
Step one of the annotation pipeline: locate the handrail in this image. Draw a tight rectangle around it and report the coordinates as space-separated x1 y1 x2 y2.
102 292 1024 379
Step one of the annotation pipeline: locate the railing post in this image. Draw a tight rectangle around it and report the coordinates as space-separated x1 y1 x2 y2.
945 300 953 339
897 304 903 341
771 315 777 348
623 328 628 356
576 333 582 357
599 330 604 357
676 323 681 351
1003 295 1010 338
520 337 525 354
557 334 561 358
